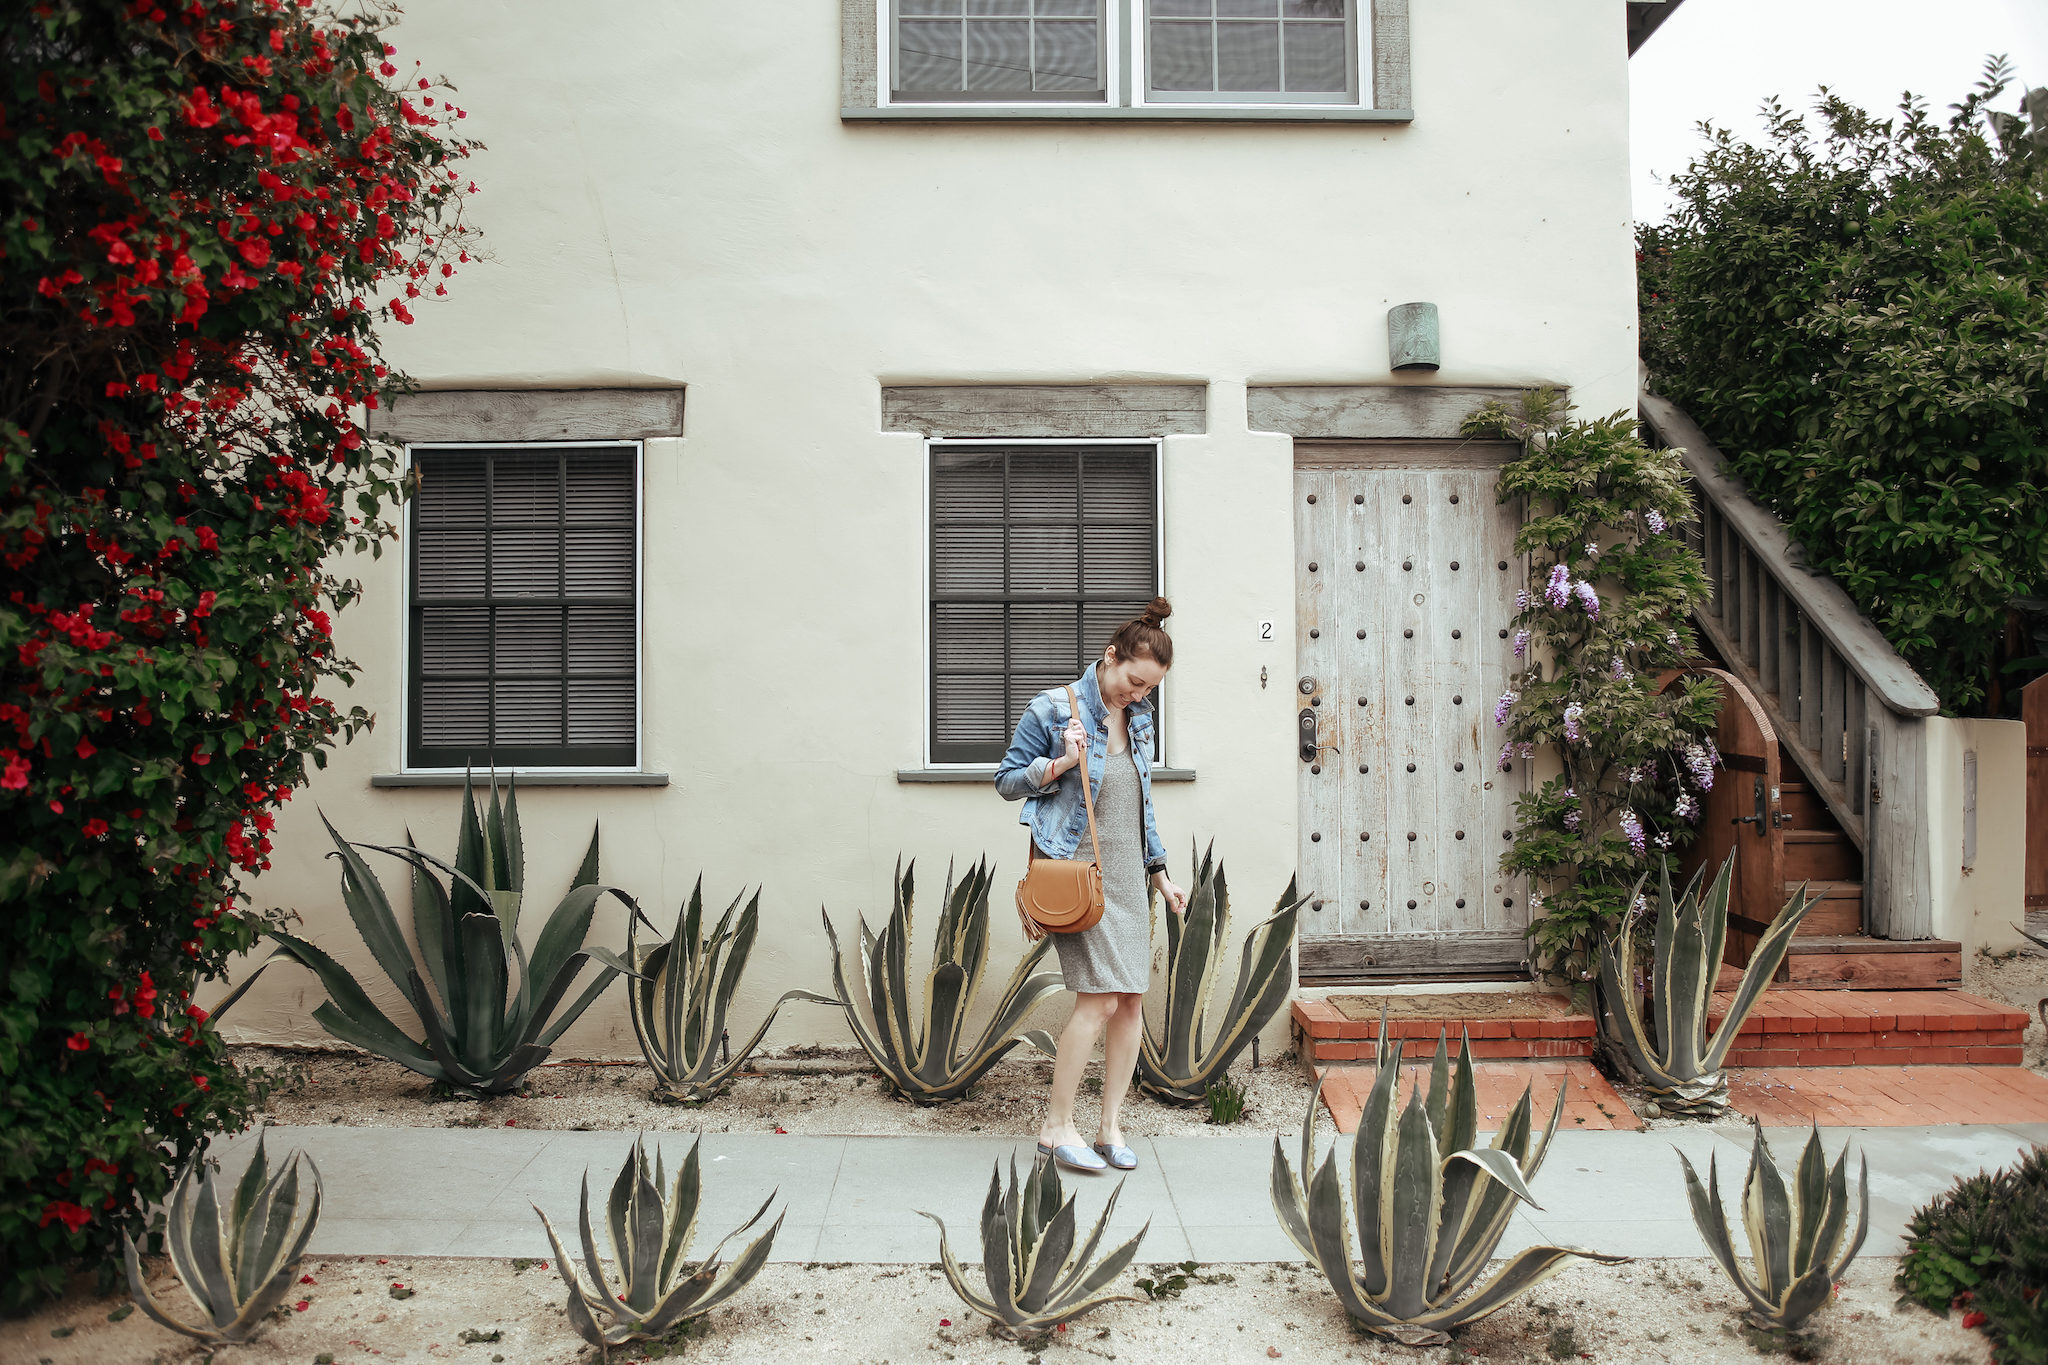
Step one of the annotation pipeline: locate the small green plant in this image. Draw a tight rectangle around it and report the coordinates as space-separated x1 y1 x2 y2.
1545 1321 1582 1359
240 775 638 1095
120 1135 322 1344
1135 843 1304 1104
1680 1125 1869 1333
1203 1074 1248 1125
795 857 1065 1104
1898 1144 2048 1365
921 1153 1148 1341
1597 857 1816 1116
457 1328 502 1343
533 1133 782 1355
1135 1260 1198 1299
627 878 821 1103
1271 1010 1626 1346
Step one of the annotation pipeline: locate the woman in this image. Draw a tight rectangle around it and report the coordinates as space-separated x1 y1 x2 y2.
995 597 1189 1173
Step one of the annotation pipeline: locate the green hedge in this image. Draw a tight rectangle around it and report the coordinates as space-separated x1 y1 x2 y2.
0 0 475 1310
1898 1144 2048 1364
1638 62 2048 714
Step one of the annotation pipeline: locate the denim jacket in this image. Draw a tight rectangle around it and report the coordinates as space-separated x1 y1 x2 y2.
994 661 1169 876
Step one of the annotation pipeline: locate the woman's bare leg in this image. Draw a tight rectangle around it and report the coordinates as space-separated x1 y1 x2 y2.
1096 991 1144 1146
1039 992 1118 1148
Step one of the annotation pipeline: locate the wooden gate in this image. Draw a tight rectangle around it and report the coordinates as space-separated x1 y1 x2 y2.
1293 442 1528 981
1661 668 1786 970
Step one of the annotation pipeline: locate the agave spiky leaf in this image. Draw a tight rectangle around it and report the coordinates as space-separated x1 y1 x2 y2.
121 1135 323 1344
227 772 638 1093
1595 854 1817 1117
1679 1126 1869 1331
1136 841 1307 1104
1271 1009 1627 1345
628 877 829 1102
800 856 1066 1104
535 1133 783 1354
920 1153 1148 1340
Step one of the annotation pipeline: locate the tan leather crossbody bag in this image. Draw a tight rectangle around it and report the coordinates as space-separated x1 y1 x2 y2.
1014 685 1105 939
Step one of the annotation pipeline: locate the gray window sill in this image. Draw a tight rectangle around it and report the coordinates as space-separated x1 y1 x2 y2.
844 107 1412 125
371 772 670 788
897 767 1195 784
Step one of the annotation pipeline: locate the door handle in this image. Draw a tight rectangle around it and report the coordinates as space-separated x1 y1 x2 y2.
1731 775 1766 828
1299 707 1340 763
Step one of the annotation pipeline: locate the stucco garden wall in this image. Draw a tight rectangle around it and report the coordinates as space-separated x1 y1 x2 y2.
1926 717 2028 960
210 0 1640 1060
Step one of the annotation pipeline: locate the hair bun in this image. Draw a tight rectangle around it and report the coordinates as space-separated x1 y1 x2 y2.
1142 596 1172 627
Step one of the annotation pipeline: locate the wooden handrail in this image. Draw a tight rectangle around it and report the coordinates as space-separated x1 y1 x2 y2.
1639 392 1940 719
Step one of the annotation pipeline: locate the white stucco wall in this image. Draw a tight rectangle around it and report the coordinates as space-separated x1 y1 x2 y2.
212 0 1640 1062
1925 717 2028 960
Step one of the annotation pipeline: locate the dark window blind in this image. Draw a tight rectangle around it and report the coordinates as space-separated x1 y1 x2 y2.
408 446 637 769
1148 0 1352 101
894 0 1107 102
930 444 1159 764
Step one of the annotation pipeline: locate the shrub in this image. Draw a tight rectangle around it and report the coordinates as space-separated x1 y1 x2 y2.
1463 390 1721 982
1898 1144 2048 1364
0 0 475 1309
1639 60 2048 714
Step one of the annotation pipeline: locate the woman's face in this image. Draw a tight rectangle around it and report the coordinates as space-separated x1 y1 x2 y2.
1101 649 1168 709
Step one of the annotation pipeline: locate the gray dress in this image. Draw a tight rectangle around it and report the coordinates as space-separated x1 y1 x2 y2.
1050 747 1152 995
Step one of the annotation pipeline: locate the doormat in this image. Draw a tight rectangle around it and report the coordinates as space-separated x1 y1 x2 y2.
1326 992 1583 1023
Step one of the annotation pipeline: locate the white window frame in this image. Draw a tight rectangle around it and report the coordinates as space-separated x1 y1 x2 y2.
874 0 1369 111
921 436 1166 771
398 438 646 776
1134 0 1364 108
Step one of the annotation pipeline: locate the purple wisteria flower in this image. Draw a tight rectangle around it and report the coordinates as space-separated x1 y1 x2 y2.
1516 588 1532 613
1517 741 1536 760
1675 793 1699 822
1682 741 1716 792
1630 892 1650 920
1513 629 1530 659
1563 809 1581 831
1645 508 1667 535
1494 690 1519 726
1609 656 1628 680
1653 832 1671 849
1620 809 1646 856
1544 563 1572 608
1572 581 1601 618
1498 743 1515 771
1666 629 1681 649
1562 703 1585 743
1584 541 1600 560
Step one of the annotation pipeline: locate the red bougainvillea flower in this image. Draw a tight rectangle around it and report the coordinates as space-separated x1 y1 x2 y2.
294 1300 310 1311
40 1202 91 1233
65 1034 90 1051
82 818 109 837
1963 1310 1988 1329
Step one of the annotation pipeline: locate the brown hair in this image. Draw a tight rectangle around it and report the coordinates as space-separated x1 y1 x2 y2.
1104 596 1174 669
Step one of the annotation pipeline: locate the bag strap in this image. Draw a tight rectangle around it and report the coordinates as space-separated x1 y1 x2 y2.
1065 685 1104 872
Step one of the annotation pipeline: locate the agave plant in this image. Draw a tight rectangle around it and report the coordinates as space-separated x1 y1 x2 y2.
242 773 637 1094
1271 1012 1627 1346
628 877 825 1102
1136 842 1306 1104
121 1134 322 1344
535 1133 782 1356
1679 1125 1869 1332
921 1153 1149 1341
795 856 1065 1104
1595 854 1816 1117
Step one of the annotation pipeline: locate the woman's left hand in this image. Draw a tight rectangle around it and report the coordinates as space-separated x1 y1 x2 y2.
1153 873 1188 915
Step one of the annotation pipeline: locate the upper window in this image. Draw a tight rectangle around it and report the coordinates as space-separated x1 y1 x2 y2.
1145 0 1355 103
928 443 1160 765
407 444 640 770
892 0 1108 104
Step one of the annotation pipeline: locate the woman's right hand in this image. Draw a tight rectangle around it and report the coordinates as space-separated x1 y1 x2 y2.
1055 713 1089 775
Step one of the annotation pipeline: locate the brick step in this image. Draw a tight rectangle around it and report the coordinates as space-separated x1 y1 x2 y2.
1707 988 2027 1068
1784 829 1860 882
1292 995 1594 1063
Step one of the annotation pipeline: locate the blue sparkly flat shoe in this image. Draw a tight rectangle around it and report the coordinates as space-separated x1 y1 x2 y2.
1091 1141 1137 1171
1037 1141 1107 1173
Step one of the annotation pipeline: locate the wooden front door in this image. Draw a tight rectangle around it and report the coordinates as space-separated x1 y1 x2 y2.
1293 443 1529 981
1662 667 1786 971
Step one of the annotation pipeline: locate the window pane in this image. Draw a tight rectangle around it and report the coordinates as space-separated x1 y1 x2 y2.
897 19 963 91
567 605 634 672
493 605 563 674
1037 0 1100 14
965 0 1029 12
567 678 634 746
419 606 489 672
565 525 633 595
1149 19 1213 90
932 448 1005 516
933 520 1007 592
490 453 560 522
963 19 1034 91
933 603 1004 669
420 681 490 746
1034 19 1100 92
1008 523 1078 592
1082 452 1153 521
899 0 958 11
417 528 485 596
1151 0 1210 15
490 529 561 597
492 680 564 745
1009 450 1078 517
1216 20 1281 91
1283 0 1345 15
1086 532 1155 597
1283 19 1346 90
1010 601 1081 673
935 673 1007 746
1218 0 1276 14
415 452 485 524
566 450 634 519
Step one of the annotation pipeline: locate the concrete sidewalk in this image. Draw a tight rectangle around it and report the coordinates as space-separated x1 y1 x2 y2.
210 1120 2048 1265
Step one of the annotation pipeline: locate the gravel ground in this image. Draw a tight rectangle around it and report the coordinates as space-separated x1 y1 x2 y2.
4 1255 1989 1365
1966 941 2048 1071
232 1045 1323 1137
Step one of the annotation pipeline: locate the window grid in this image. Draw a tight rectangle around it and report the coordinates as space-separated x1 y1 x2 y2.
891 0 1109 103
1145 0 1355 103
407 445 638 770
929 443 1160 766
